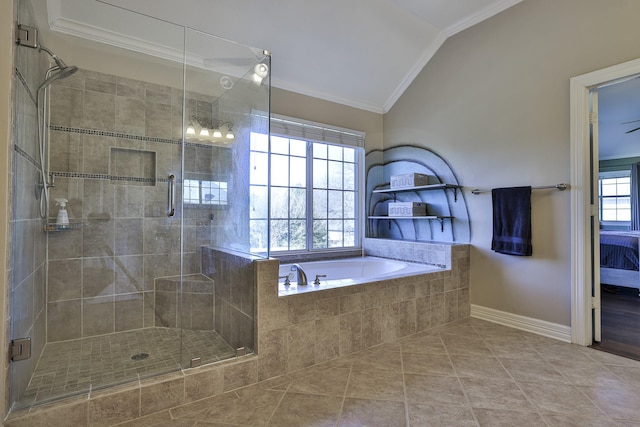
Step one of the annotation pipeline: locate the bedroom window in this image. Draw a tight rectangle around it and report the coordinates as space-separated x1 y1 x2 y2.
249 114 365 255
599 171 631 223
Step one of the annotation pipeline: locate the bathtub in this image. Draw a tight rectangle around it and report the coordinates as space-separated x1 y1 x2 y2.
278 256 444 295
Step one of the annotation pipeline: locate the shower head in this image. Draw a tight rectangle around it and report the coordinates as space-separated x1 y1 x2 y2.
36 46 78 92
39 46 71 71
37 64 78 92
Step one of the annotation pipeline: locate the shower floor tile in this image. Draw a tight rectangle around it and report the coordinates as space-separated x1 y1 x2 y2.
21 327 236 406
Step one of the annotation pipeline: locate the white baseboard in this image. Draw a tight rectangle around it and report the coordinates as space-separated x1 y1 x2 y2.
471 304 572 343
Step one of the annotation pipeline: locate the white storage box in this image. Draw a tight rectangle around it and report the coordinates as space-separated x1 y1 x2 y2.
390 173 430 188
388 202 427 216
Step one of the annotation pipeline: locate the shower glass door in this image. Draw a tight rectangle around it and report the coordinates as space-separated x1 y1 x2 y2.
10 0 268 410
10 2 188 409
180 29 270 367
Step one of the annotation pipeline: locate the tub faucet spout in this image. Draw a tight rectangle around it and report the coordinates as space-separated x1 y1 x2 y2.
291 264 307 286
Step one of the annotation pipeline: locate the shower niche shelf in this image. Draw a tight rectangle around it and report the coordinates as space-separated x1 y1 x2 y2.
43 222 82 232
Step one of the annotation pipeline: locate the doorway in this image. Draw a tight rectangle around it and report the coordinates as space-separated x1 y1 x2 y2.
592 77 640 360
570 57 640 354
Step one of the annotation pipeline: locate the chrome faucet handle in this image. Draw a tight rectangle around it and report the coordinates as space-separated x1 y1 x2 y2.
279 274 291 286
313 274 327 285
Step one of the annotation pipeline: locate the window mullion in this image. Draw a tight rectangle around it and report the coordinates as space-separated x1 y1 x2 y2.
306 142 313 251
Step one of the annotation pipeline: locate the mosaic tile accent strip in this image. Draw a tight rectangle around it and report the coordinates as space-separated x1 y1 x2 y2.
49 125 180 145
50 171 170 184
50 125 222 150
20 327 236 407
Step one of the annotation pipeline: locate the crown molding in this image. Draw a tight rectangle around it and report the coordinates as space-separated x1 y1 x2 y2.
50 15 186 64
383 32 447 113
443 0 523 37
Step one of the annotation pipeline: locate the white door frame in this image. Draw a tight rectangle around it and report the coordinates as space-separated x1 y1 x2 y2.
570 57 640 346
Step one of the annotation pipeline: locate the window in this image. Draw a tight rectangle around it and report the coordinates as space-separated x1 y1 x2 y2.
249 115 364 254
599 171 631 223
184 178 227 205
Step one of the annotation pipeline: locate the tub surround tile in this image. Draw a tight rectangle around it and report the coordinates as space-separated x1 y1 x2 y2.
256 243 469 384
287 321 316 372
339 312 363 355
361 307 382 348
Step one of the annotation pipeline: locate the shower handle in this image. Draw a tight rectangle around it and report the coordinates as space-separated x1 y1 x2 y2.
167 174 176 217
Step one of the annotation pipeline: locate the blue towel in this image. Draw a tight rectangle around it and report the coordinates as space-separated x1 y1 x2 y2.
491 186 532 256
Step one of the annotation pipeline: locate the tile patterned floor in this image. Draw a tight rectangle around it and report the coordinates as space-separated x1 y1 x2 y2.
118 319 640 426
21 327 235 407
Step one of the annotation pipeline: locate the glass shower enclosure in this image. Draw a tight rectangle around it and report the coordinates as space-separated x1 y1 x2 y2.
9 0 269 410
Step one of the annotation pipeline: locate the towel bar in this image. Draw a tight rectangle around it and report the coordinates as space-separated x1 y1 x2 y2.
471 183 567 195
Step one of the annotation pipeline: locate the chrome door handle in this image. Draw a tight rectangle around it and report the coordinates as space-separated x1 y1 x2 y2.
167 174 175 217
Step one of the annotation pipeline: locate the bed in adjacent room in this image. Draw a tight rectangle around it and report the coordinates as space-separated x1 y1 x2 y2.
600 230 640 291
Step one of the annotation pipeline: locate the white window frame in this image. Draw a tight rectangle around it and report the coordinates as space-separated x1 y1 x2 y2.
249 113 366 256
598 169 631 227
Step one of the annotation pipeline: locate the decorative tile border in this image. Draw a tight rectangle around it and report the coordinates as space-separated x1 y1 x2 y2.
50 125 221 150
50 171 164 184
50 125 180 146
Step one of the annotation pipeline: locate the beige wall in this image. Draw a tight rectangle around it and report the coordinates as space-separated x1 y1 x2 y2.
384 0 640 326
1 0 14 419
271 87 383 151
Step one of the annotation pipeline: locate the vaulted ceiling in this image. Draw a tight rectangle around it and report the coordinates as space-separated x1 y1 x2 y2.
47 0 523 113
43 1 640 159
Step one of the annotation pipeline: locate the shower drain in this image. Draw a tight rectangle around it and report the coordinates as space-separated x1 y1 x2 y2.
131 352 149 361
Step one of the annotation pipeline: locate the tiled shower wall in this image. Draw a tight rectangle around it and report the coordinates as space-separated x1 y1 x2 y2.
202 247 255 353
44 68 233 341
9 0 49 407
